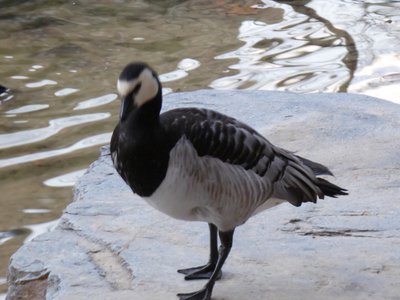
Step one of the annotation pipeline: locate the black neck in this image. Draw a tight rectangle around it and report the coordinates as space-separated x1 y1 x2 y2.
115 90 171 197
123 90 162 131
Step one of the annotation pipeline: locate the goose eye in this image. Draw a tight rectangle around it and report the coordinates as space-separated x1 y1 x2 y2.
133 82 142 94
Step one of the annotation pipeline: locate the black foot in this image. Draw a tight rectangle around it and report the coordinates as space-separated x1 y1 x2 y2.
178 287 212 300
177 264 222 280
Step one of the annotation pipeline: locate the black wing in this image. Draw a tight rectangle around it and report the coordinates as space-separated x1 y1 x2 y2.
161 108 269 172
160 107 347 206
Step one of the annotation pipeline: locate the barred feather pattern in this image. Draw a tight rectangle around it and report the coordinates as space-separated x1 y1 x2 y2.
160 108 330 208
146 136 283 231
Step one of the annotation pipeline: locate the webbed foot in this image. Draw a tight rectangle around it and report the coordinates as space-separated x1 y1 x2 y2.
178 286 212 300
177 263 222 280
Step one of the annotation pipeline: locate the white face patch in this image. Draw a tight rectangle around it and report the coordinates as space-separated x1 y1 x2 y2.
117 79 135 97
117 68 159 108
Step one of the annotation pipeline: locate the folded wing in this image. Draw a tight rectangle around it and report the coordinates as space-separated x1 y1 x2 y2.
161 108 347 207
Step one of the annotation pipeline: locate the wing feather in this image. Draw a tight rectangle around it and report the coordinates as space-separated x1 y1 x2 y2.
160 107 345 207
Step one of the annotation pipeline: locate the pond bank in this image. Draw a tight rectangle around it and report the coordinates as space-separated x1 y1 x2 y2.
7 90 400 300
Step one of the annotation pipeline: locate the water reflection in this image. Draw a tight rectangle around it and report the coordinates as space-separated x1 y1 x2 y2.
0 229 30 246
0 233 13 246
5 104 49 114
0 133 112 168
74 94 117 110
10 76 29 80
210 0 357 92
159 58 201 83
54 88 79 97
43 169 87 187
292 0 400 103
0 113 110 149
22 208 51 214
178 58 201 71
159 69 189 82
25 79 57 88
350 53 400 103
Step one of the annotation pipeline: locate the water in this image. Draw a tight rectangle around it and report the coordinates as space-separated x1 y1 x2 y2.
0 0 399 295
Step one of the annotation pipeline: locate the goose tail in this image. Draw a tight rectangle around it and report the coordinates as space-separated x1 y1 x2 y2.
297 155 334 176
316 177 348 198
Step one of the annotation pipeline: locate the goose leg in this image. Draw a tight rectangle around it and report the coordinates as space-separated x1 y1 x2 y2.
177 229 234 300
178 223 222 280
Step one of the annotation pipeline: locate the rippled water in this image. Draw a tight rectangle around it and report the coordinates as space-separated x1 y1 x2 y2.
1 0 399 295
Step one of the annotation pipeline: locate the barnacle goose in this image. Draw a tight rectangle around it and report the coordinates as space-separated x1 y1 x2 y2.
110 62 348 300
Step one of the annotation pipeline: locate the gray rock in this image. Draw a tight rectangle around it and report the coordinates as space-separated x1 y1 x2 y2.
7 90 400 300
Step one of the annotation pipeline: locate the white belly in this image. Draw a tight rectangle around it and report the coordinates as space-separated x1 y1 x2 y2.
144 137 281 231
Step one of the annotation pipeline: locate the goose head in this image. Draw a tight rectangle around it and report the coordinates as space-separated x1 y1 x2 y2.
117 62 162 122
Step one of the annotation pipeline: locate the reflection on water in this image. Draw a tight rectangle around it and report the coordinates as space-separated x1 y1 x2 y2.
5 104 49 114
43 169 87 187
159 58 202 82
22 208 51 214
0 113 110 149
210 0 357 92
54 87 79 97
301 0 400 102
25 79 57 88
0 133 112 168
74 93 117 110
0 0 399 296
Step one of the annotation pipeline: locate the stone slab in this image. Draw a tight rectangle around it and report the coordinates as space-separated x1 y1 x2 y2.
7 90 400 300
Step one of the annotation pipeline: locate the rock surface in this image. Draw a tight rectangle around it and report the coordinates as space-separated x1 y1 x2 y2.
7 90 400 300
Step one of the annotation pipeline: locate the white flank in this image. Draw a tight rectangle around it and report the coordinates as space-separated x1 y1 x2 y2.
145 137 283 232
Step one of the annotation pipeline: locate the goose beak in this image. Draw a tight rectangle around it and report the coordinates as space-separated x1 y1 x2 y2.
120 96 130 121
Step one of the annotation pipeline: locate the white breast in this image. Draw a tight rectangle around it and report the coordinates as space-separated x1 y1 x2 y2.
144 137 284 231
